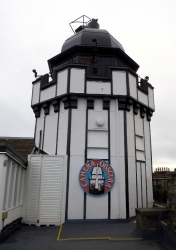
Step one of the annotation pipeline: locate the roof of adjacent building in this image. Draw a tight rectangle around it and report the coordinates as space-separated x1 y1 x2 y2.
0 137 35 160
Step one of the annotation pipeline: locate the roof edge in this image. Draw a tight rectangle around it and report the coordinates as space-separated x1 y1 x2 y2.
0 142 27 168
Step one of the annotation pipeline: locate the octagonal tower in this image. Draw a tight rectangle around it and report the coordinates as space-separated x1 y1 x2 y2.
31 18 155 220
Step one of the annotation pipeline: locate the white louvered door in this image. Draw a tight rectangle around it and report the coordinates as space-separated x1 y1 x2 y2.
26 156 41 223
26 155 64 225
39 156 63 224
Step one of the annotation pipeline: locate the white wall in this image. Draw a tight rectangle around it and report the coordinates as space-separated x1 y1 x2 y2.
138 90 148 106
87 107 108 160
57 101 68 155
40 85 56 102
86 99 108 219
57 69 68 96
141 163 147 208
43 105 58 154
87 81 111 94
32 81 40 105
136 162 147 208
135 113 143 137
68 103 86 219
88 131 108 148
148 87 155 109
86 195 108 219
110 99 126 219
112 71 126 95
129 73 137 99
35 108 45 148
136 136 144 151
136 151 145 161
143 116 153 207
70 68 85 93
126 108 137 217
88 110 108 132
137 162 142 208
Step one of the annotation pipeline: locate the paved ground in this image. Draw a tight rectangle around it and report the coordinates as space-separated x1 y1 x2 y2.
0 219 173 250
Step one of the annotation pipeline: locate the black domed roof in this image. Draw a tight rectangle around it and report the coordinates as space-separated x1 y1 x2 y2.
61 27 125 52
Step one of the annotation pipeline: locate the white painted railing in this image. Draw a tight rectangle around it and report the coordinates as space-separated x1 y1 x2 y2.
0 154 25 232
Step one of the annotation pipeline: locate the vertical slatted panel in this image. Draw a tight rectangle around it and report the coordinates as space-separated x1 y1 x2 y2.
3 159 11 210
137 162 142 208
16 167 22 206
8 162 16 209
39 156 63 224
13 166 20 207
141 163 147 207
19 169 25 205
26 157 41 223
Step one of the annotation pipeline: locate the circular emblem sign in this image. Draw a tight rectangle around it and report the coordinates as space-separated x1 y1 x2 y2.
79 160 115 196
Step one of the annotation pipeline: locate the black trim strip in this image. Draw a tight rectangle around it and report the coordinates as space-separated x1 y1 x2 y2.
124 110 129 218
136 162 139 207
111 72 113 95
65 108 72 221
39 82 41 103
136 75 139 100
34 118 37 145
103 98 110 110
84 109 88 219
42 115 46 151
83 192 86 220
85 109 88 163
67 67 71 94
108 192 111 219
55 74 58 97
84 71 86 94
38 130 42 153
143 117 148 207
32 93 154 114
108 109 111 162
133 111 138 208
55 108 60 155
149 121 154 202
140 162 143 208
108 108 111 219
31 84 34 106
87 97 94 109
126 71 130 96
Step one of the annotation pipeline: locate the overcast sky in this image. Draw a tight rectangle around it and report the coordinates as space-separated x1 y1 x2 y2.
1 0 176 170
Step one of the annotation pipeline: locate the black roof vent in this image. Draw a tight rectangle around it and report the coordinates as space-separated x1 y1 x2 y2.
75 25 86 33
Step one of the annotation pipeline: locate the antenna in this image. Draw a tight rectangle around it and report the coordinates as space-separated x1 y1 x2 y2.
69 15 91 34
32 69 41 78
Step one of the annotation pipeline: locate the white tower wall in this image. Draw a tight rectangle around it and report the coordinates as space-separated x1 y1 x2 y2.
31 63 154 221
